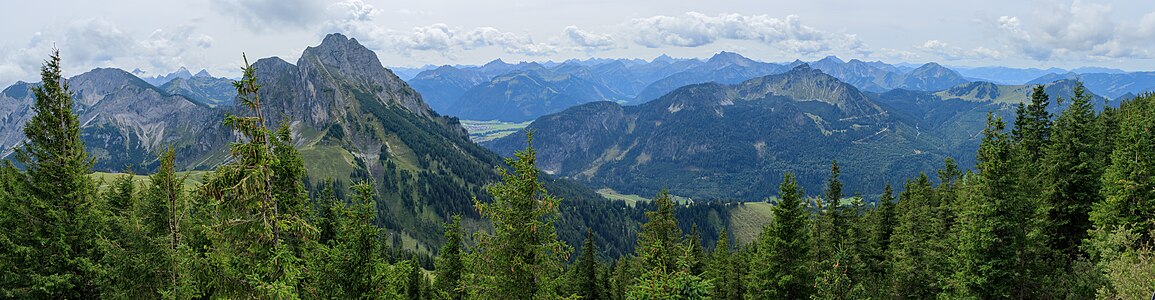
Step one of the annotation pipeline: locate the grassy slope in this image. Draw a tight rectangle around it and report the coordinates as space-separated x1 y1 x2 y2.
91 171 210 191
727 201 775 245
460 120 532 142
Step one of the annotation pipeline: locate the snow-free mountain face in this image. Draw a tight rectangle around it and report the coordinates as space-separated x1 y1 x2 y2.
483 64 1112 200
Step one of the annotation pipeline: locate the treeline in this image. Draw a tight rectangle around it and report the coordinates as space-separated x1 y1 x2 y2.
2 51 1154 299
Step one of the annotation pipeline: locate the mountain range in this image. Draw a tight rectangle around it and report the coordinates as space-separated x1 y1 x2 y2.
482 64 1112 200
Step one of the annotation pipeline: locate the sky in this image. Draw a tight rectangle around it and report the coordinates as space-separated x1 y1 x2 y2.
1 0 1154 87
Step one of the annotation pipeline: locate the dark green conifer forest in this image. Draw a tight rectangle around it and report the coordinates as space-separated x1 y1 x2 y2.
1 51 1153 299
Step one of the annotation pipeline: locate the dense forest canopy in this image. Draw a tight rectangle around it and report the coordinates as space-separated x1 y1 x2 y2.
1 51 1153 299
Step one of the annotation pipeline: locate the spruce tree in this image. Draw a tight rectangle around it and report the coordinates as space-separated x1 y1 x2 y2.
1 49 105 298
468 132 571 299
575 230 603 300
949 114 1049 299
746 173 812 299
434 216 464 300
637 189 682 273
200 54 311 297
1093 92 1155 244
1041 81 1102 260
1012 85 1052 162
886 174 948 298
707 230 742 300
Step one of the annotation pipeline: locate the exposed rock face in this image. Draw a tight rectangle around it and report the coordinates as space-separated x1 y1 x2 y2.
0 67 224 171
0 33 468 173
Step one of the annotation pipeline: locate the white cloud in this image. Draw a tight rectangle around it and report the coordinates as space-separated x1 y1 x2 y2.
917 39 1004 60
619 12 865 56
0 18 217 87
320 1 557 57
995 0 1154 61
209 0 328 32
563 26 616 51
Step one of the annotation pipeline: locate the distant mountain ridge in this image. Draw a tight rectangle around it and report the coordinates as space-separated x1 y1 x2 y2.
407 53 1003 122
483 65 1113 200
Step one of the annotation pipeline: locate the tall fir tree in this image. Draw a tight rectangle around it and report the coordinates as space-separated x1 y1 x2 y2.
886 174 948 299
200 54 312 297
575 230 603 300
746 173 812 300
468 132 571 300
1093 92 1155 244
636 189 683 273
1041 81 1102 260
434 216 465 300
1012 85 1052 163
1 49 106 298
949 113 1049 299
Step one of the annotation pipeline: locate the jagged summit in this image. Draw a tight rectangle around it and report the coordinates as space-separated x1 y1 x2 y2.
193 69 212 78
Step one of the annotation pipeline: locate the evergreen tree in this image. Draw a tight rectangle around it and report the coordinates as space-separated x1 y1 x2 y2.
707 230 742 300
636 189 682 273
948 113 1049 299
886 174 948 299
1041 81 1102 260
468 132 571 299
434 216 464 300
407 254 424 300
815 160 845 261
200 54 312 297
865 182 896 277
1093 92 1155 244
1012 85 1052 162
746 173 812 299
0 49 105 298
684 224 705 276
575 230 603 300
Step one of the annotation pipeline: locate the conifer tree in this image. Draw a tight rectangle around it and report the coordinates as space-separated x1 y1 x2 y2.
707 230 742 300
886 174 947 298
685 224 705 276
0 49 105 298
575 230 603 300
637 189 682 273
746 173 812 299
1013 85 1052 162
468 132 571 299
1041 81 1102 259
949 113 1049 299
200 54 312 297
434 216 464 300
1093 92 1155 244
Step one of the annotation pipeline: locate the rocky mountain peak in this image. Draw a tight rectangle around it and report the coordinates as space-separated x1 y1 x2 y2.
707 51 754 66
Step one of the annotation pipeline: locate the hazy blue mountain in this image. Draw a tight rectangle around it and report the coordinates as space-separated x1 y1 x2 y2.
407 65 491 113
1071 66 1126 74
900 62 970 91
1027 72 1155 99
159 74 236 106
631 51 786 104
140 66 194 86
810 56 903 92
952 66 1065 85
388 65 437 81
447 67 631 122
